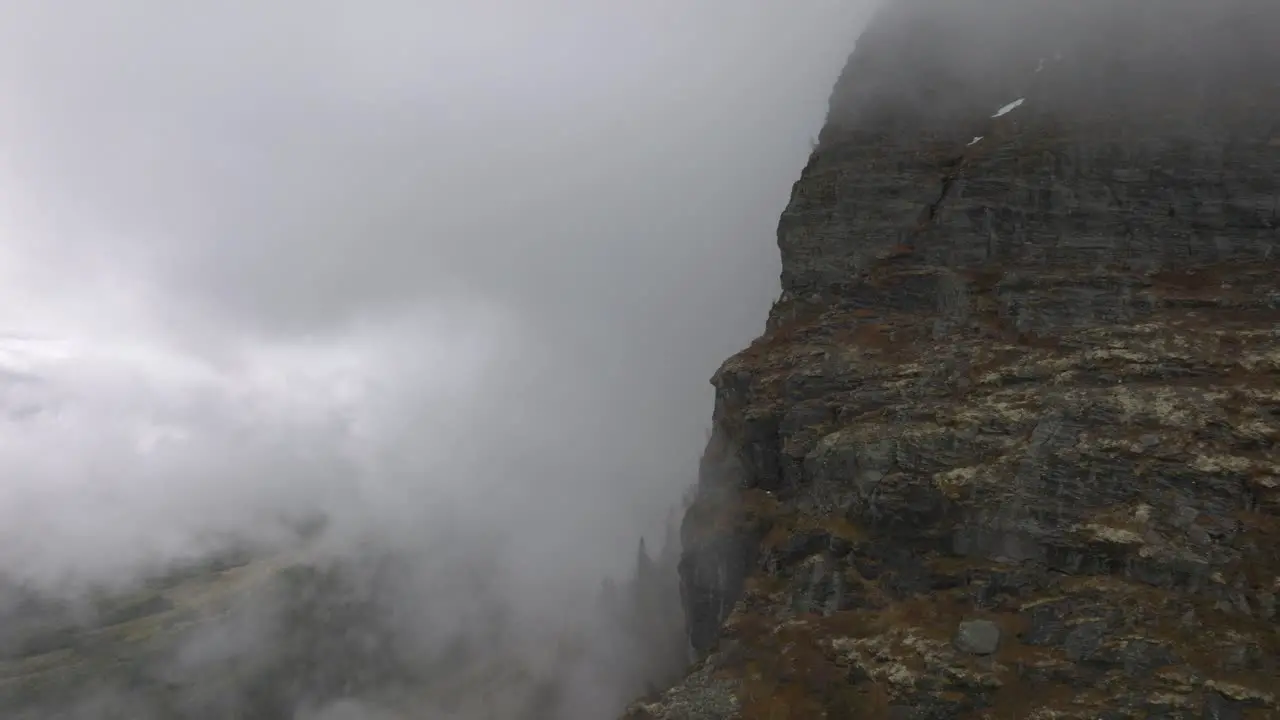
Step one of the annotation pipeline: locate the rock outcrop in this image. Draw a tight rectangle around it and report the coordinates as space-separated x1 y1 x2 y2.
631 1 1280 717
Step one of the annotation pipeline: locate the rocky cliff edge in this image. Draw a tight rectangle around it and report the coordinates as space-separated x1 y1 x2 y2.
629 1 1280 718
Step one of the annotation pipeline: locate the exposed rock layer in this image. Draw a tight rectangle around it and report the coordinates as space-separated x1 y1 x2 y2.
631 1 1280 717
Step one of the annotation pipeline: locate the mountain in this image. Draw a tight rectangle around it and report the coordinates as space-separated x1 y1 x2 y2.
631 1 1280 718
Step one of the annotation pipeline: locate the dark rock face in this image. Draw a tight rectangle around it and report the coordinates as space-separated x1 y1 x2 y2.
629 1 1280 717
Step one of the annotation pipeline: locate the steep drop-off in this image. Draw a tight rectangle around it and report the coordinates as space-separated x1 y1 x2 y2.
630 1 1280 718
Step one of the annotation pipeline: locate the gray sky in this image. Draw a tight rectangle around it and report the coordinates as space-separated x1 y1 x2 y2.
0 0 874 596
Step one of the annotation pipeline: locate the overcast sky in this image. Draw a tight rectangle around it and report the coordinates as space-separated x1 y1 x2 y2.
0 1 875 592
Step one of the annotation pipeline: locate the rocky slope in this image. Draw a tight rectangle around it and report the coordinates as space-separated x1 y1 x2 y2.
630 1 1280 718
0 522 688 718
3 548 478 719
0 544 578 719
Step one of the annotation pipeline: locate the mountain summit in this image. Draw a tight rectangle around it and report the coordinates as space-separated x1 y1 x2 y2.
633 1 1280 717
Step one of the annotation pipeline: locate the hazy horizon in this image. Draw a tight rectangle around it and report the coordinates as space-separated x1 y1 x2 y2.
0 1 876 716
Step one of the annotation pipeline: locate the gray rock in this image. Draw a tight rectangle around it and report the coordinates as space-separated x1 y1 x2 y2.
668 0 1280 716
1203 692 1245 720
953 619 1001 655
1258 592 1276 620
1064 620 1108 661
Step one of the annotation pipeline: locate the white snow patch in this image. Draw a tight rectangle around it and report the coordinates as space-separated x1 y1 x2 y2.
1035 58 1045 73
992 98 1025 118
967 136 983 146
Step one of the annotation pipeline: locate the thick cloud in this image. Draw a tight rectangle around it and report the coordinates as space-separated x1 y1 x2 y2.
0 0 872 578
0 0 874 715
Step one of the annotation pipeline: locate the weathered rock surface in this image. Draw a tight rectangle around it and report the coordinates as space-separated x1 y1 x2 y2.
954 619 1000 656
629 1 1280 717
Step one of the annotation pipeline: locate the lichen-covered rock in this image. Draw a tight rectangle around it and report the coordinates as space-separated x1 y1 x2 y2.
621 660 740 720
954 619 1001 656
664 0 1280 717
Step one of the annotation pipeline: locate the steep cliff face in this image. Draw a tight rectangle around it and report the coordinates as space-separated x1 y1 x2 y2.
631 1 1280 717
